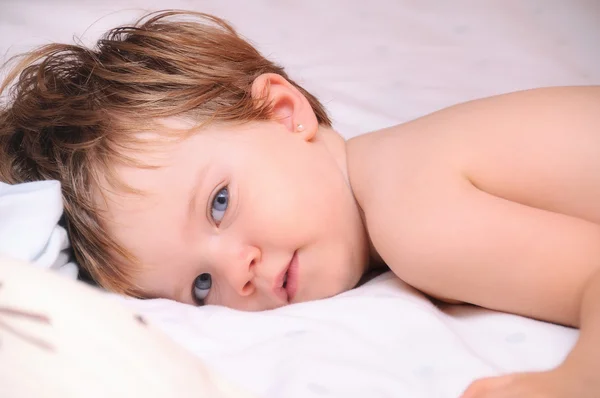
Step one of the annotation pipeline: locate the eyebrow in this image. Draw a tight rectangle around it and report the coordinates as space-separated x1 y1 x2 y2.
174 284 191 305
186 165 209 229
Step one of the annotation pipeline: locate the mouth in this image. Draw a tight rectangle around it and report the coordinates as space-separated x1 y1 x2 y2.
274 250 299 303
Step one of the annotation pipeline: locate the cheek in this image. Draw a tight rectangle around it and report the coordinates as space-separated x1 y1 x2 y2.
297 169 351 229
238 168 309 241
240 146 352 243
244 179 306 238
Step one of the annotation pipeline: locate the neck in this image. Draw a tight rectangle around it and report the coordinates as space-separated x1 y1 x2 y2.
315 126 350 185
316 126 385 272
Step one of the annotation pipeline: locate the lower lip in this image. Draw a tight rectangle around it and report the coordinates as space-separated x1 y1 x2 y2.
285 251 299 302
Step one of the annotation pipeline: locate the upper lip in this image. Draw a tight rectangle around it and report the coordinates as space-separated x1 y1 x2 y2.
272 253 295 301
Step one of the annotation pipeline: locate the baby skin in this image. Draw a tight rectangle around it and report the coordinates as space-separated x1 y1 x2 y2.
102 76 600 397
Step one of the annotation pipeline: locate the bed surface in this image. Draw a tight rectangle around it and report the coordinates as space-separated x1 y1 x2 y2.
1 1 598 397
116 272 577 397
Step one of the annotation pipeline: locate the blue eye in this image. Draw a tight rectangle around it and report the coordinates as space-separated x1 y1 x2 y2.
193 273 212 303
211 187 229 224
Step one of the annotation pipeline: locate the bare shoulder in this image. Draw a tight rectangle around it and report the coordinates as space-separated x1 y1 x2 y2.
347 86 600 311
348 85 600 229
348 86 600 171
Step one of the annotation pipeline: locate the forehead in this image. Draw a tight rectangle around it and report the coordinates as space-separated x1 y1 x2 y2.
95 119 208 266
97 116 251 218
102 117 220 192
95 117 279 262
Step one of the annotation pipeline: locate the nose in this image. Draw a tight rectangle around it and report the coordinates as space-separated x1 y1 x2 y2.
217 239 261 297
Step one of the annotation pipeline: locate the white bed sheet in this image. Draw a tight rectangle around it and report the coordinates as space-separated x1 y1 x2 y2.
1 1 598 397
115 272 577 398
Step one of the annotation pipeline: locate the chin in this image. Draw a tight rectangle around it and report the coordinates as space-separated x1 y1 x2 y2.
308 275 358 303
295 243 367 303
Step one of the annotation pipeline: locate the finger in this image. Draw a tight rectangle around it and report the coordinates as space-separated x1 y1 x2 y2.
460 375 513 398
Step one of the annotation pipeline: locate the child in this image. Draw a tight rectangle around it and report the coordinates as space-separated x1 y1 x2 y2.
1 10 599 397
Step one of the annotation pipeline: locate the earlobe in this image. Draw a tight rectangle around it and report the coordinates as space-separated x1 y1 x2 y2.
251 73 318 141
294 122 316 141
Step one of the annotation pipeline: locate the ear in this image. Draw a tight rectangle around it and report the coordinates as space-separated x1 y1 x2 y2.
251 73 318 141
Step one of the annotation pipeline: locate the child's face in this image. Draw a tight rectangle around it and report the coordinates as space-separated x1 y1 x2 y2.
101 118 370 310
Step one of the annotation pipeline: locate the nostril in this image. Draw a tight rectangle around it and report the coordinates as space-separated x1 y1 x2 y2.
241 281 253 295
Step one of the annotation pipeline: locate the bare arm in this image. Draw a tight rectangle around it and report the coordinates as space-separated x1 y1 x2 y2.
461 267 600 397
373 177 600 324
351 86 600 396
367 179 600 395
562 268 600 384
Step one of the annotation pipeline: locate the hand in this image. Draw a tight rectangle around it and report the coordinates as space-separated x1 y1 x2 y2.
460 365 594 398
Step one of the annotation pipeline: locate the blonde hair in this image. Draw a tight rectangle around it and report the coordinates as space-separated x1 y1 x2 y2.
0 10 331 295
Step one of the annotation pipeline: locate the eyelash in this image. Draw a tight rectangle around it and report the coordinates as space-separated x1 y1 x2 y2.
193 294 206 306
209 185 229 226
193 290 208 306
193 277 219 306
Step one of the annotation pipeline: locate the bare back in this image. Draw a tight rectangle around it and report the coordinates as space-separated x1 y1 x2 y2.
348 86 600 325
